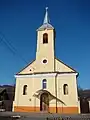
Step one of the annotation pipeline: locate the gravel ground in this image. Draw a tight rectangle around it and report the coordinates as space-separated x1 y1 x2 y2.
0 112 90 120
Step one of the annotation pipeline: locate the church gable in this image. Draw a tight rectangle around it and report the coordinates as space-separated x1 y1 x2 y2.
17 57 77 75
55 58 77 73
17 60 36 74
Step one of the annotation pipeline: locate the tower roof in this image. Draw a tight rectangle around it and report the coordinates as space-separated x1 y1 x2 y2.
43 7 50 24
37 7 54 31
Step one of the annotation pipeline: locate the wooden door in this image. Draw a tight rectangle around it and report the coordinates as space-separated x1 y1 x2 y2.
40 93 49 112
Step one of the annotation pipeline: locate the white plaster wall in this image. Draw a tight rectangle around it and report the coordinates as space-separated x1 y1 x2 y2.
57 75 78 107
78 100 81 113
13 73 78 109
14 75 56 107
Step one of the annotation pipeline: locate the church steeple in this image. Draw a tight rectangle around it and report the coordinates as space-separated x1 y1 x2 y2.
43 7 50 24
36 7 55 72
37 7 54 31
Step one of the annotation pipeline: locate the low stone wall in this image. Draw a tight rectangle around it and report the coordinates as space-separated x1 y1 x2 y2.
47 114 90 120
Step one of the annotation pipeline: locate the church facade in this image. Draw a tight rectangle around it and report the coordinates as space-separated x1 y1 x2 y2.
13 8 80 114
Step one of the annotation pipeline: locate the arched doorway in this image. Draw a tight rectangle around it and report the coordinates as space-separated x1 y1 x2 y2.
40 93 49 112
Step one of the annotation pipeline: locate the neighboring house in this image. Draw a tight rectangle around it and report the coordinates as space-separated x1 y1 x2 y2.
13 8 79 114
0 85 15 111
79 89 90 113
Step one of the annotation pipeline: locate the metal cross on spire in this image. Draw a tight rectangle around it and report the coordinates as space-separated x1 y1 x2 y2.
43 7 50 24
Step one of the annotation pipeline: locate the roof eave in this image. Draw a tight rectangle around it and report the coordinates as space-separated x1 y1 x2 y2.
16 59 35 75
36 27 54 31
15 71 78 76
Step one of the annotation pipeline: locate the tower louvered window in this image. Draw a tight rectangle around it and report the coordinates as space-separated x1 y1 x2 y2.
43 33 48 44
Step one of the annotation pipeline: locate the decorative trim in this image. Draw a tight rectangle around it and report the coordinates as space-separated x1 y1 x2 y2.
15 73 56 78
16 71 77 75
15 72 77 78
58 73 77 77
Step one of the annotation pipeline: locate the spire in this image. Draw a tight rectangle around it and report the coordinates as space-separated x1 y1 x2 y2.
43 7 50 24
37 7 54 31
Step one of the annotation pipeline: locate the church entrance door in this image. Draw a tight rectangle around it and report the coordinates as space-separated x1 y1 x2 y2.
40 93 49 112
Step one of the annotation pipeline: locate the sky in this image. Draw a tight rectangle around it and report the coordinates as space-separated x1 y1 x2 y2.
0 0 90 89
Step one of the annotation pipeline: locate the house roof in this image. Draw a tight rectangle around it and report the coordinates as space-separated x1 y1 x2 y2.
37 23 54 31
0 85 15 100
79 89 90 100
0 88 6 94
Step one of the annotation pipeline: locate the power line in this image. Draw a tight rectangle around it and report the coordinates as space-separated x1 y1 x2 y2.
0 35 4 44
0 32 28 64
0 33 16 55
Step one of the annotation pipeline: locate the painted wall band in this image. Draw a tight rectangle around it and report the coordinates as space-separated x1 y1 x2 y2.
14 106 79 114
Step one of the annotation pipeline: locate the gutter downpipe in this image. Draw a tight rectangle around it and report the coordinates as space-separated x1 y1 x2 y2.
55 73 58 113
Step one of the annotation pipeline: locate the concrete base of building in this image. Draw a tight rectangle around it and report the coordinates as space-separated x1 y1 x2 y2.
14 106 79 114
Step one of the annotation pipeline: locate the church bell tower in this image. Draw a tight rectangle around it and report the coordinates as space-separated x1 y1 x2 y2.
36 7 55 72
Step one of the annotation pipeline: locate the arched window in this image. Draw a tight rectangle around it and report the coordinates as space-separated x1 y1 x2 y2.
43 33 48 44
63 84 68 95
42 79 47 89
23 85 27 95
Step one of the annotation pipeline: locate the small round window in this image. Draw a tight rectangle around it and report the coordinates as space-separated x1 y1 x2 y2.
43 59 47 64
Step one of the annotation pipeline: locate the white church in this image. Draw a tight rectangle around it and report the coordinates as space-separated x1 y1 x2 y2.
13 8 80 114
